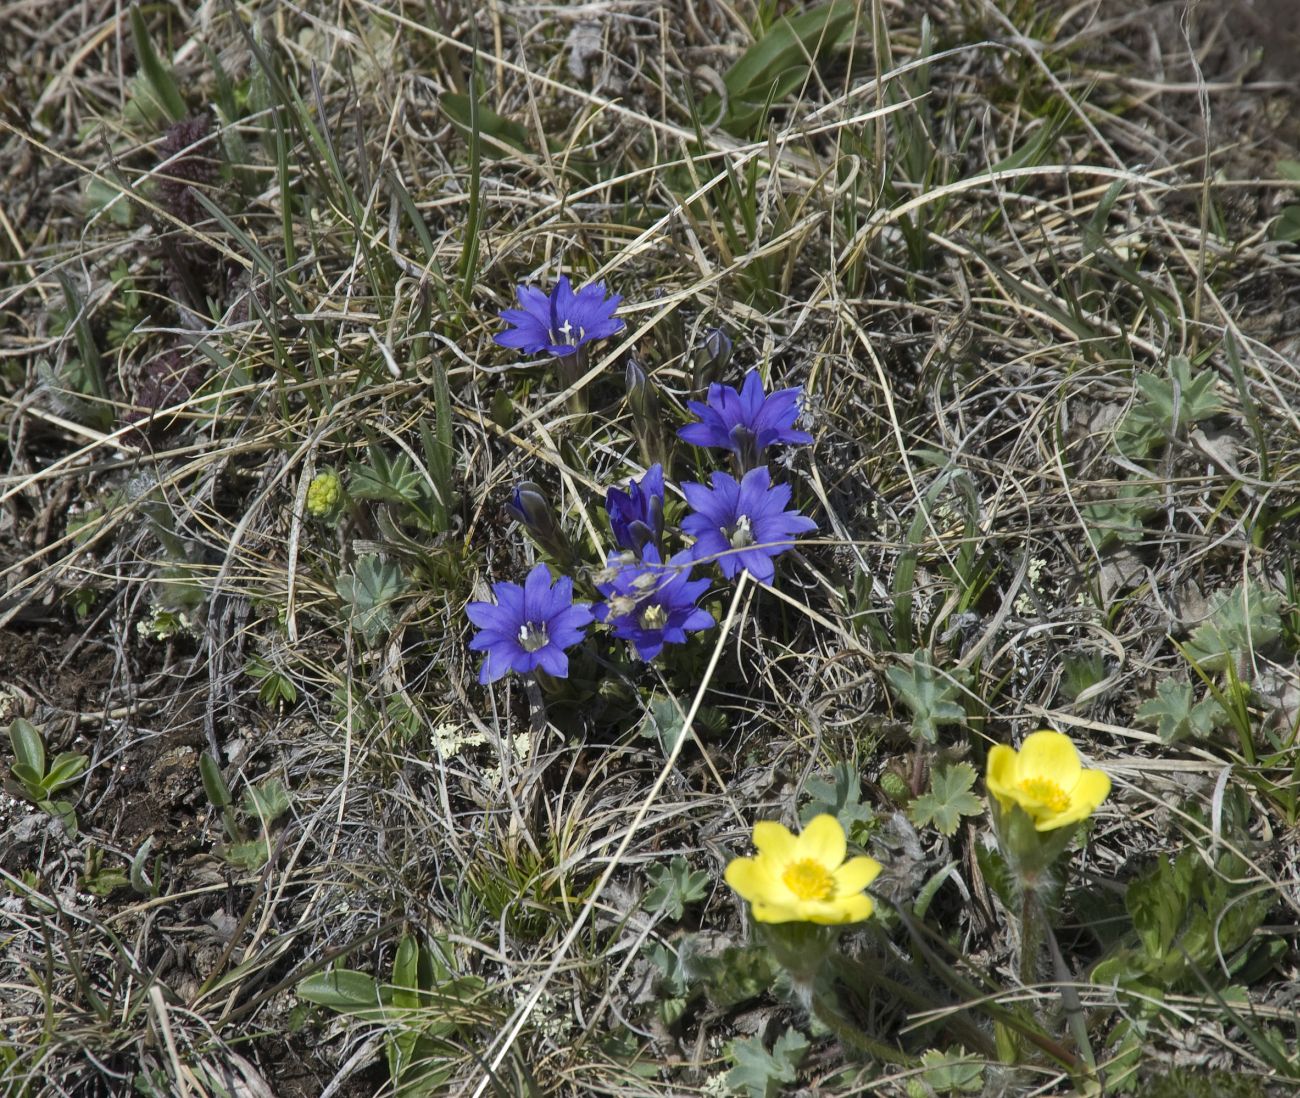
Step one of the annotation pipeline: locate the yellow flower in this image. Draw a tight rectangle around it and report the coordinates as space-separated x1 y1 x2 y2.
306 471 342 517
986 730 1110 832
724 814 882 925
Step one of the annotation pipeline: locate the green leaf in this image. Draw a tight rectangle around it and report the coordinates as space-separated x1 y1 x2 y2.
1272 204 1300 244
336 555 409 646
223 838 271 871
391 933 421 1012
246 654 298 708
908 763 982 836
1081 482 1160 549
727 1028 809 1098
130 836 158 896
241 778 291 825
1116 356 1224 457
298 967 389 1016
1134 680 1223 745
9 717 45 778
799 761 874 832
441 93 534 157
638 693 688 755
648 942 690 1025
42 752 89 795
129 6 187 123
704 1 856 135
10 762 45 797
884 650 968 744
39 799 78 837
918 1046 984 1094
974 842 1015 909
349 445 426 506
643 856 709 920
199 751 232 808
1183 580 1282 673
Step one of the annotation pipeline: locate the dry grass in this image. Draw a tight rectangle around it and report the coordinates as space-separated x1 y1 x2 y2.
1 1 1299 1095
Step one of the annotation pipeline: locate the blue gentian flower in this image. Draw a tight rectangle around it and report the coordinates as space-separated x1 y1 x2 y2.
594 546 714 661
681 467 817 584
677 368 812 467
466 564 594 684
605 464 665 556
494 275 624 357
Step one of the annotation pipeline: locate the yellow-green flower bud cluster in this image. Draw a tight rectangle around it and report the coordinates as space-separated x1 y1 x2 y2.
306 470 342 517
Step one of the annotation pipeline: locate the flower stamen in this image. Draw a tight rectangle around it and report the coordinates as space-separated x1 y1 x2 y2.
781 858 835 901
1018 776 1070 814
517 622 549 653
728 513 754 548
639 603 668 630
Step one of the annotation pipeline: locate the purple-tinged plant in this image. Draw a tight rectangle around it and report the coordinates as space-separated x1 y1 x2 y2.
594 546 714 661
466 564 594 684
605 464 665 556
507 481 576 567
678 368 812 470
681 467 817 584
692 327 733 393
494 275 624 357
625 358 668 467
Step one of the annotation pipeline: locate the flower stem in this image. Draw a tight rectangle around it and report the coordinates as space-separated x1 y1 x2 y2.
810 988 911 1066
1018 884 1045 996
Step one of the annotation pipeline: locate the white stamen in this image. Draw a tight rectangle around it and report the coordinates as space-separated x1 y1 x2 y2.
518 622 549 652
729 514 754 548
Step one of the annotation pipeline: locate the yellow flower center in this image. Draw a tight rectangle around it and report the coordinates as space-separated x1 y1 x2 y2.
1018 776 1070 813
781 858 835 901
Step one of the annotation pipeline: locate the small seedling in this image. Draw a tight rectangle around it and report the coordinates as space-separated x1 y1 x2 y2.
7 718 88 836
335 554 409 647
1116 356 1225 458
245 653 298 708
643 856 709 920
200 752 291 870
800 761 875 836
1183 579 1282 674
726 1027 809 1098
885 650 969 744
908 762 982 837
1135 680 1224 745
297 931 486 1093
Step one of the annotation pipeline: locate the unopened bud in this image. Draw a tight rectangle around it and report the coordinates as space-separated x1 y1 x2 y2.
507 482 576 568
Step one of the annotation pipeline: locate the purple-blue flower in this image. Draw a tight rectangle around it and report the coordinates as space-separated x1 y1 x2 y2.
677 368 812 462
466 564 594 684
681 467 817 584
605 464 664 556
494 275 624 357
594 546 714 661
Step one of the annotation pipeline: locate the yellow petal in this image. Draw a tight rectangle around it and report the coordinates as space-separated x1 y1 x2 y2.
1017 731 1082 789
832 855 882 895
806 893 875 925
1071 767 1111 810
795 814 846 868
752 820 796 862
751 899 799 924
725 856 772 902
1032 768 1111 830
985 744 1019 809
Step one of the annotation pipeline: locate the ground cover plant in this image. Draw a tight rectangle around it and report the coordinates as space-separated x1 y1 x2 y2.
2 0 1300 1094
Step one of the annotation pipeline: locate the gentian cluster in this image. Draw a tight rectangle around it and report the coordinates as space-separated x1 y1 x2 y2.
471 288 816 684
593 546 714 661
676 368 816 586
